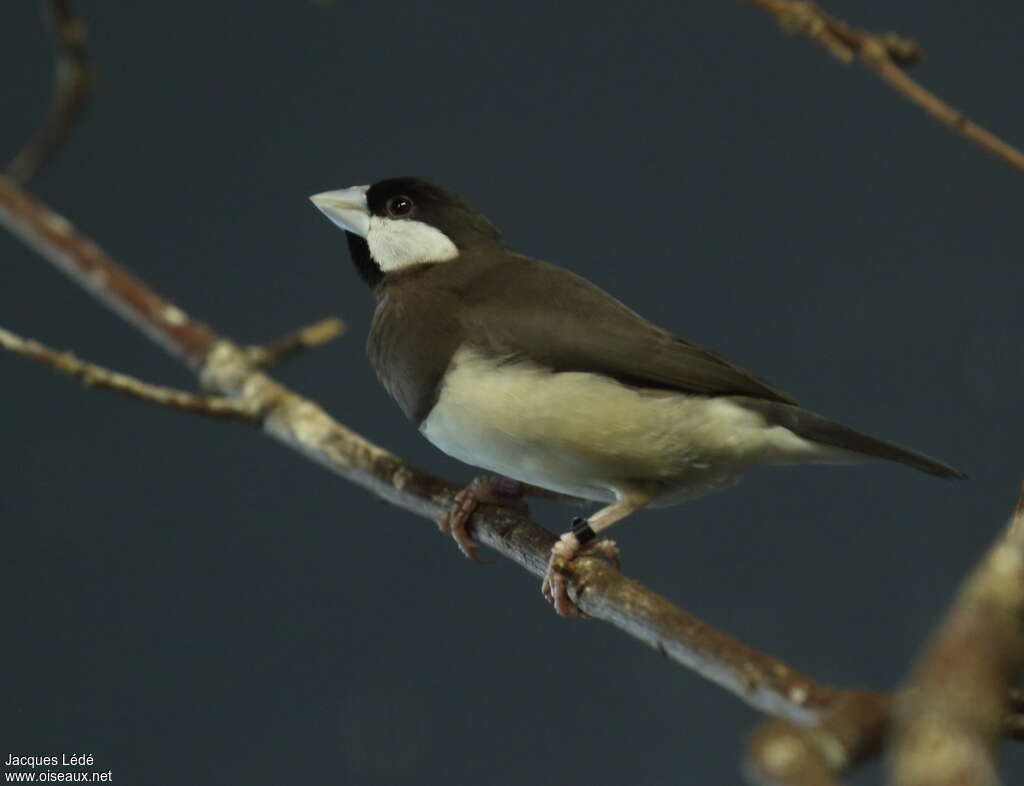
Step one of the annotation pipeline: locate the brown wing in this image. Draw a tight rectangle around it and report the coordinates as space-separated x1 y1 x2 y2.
456 254 798 404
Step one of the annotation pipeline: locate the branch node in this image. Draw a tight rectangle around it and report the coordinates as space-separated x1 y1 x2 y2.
878 32 922 64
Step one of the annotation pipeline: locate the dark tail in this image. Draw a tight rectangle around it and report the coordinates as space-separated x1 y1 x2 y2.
734 397 967 480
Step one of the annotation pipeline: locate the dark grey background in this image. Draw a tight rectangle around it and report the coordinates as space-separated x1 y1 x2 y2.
2 2 1022 783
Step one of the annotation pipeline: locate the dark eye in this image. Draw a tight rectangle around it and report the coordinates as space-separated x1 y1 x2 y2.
386 195 413 217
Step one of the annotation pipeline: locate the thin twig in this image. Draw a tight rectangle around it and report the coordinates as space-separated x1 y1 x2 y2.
888 486 1024 786
0 325 259 422
745 0 1024 174
7 1 95 183
246 316 346 367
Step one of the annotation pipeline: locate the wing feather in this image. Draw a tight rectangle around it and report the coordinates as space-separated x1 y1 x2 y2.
455 255 797 404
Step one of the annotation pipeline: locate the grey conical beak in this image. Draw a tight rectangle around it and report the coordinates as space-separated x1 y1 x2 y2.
309 185 370 237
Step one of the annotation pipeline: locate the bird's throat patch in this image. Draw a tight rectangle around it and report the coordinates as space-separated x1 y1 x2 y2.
367 216 459 272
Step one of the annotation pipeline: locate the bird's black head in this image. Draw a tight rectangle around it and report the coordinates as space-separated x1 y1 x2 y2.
311 177 501 288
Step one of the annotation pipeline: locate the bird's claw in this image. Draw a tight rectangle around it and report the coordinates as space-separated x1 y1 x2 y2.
437 487 487 563
541 531 621 617
437 475 529 564
542 532 583 617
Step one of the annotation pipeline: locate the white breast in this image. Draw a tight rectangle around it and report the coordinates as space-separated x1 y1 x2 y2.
420 347 836 505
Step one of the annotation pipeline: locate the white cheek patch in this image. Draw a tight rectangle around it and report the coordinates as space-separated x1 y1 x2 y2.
366 216 459 272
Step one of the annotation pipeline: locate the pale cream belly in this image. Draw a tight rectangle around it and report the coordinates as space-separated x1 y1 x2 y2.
419 348 830 505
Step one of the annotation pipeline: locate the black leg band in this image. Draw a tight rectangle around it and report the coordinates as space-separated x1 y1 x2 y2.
571 517 596 545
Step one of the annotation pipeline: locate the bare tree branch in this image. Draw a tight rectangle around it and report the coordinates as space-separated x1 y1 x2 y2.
745 0 1024 174
0 171 852 724
7 1 95 183
888 487 1024 786
0 325 259 422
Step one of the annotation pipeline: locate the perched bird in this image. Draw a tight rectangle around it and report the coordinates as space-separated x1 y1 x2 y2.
310 177 965 616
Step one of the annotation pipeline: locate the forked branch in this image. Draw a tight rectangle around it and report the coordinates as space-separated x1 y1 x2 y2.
0 170 849 726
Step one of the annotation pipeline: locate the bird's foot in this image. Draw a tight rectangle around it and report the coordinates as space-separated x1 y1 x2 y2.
541 518 621 617
437 475 529 563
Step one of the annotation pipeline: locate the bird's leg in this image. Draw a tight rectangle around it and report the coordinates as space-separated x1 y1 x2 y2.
438 475 534 563
542 491 652 617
